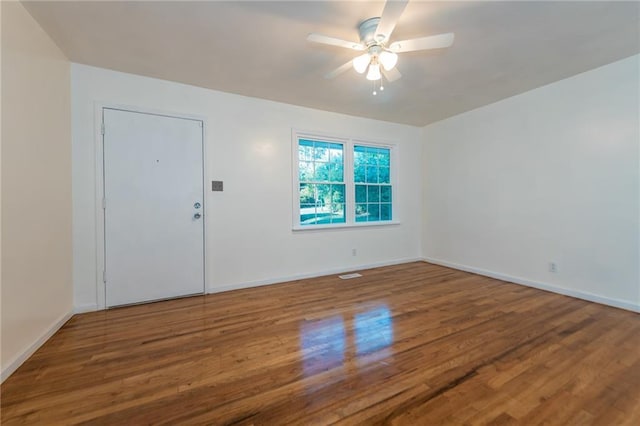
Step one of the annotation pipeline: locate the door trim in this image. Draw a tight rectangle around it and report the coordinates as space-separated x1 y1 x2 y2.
93 103 208 310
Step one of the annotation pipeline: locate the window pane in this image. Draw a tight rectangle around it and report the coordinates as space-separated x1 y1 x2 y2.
365 149 377 166
299 139 314 161
380 203 392 221
367 185 380 202
379 166 390 184
314 163 329 181
380 185 391 202
314 142 329 162
300 183 316 225
329 162 343 182
329 144 343 163
356 203 367 222
367 203 380 221
377 148 390 167
355 185 366 203
316 184 330 206
330 203 345 223
354 164 366 183
299 160 314 181
300 183 314 204
331 184 345 204
366 166 378 183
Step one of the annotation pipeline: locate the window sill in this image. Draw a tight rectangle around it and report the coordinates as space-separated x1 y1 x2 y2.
292 221 401 232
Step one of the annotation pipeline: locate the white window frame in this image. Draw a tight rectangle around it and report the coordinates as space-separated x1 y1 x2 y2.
292 129 399 230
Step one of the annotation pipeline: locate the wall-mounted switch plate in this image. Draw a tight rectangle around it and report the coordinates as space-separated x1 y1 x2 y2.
211 181 224 192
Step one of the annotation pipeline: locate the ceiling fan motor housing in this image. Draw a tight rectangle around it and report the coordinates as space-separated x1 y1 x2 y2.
358 17 383 46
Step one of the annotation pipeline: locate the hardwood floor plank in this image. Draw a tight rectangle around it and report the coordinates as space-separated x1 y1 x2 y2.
2 262 639 425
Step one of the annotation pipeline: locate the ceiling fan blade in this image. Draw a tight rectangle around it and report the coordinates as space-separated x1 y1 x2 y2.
307 33 365 51
389 33 455 53
375 0 409 42
324 60 353 79
382 66 402 82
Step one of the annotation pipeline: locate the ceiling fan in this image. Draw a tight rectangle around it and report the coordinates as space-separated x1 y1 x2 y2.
307 0 454 93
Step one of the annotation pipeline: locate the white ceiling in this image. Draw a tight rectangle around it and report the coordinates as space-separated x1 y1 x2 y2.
23 1 640 126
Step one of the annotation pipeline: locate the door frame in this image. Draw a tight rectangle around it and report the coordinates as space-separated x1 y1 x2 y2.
94 103 208 310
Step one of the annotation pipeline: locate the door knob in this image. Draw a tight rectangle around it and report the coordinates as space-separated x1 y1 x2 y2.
194 212 202 219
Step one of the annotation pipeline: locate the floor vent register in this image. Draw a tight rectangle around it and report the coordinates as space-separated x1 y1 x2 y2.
338 273 363 280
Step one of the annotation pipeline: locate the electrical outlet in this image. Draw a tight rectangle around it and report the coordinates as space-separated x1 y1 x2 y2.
352 248 357 256
549 262 558 273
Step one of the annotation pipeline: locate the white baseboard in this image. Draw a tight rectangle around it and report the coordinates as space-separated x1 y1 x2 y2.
422 257 640 313
1 310 74 383
74 303 99 314
72 258 423 308
207 257 423 294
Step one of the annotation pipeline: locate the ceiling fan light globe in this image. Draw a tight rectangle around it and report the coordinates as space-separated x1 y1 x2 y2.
353 53 371 74
379 51 398 71
366 63 382 81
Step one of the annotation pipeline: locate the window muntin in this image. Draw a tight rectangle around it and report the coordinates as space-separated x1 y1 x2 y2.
354 145 392 222
298 139 345 226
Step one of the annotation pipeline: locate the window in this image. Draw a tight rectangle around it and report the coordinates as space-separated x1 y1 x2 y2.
354 145 392 222
294 131 395 229
298 139 345 225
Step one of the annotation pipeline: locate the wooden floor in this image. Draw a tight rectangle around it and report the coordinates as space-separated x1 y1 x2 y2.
2 262 639 425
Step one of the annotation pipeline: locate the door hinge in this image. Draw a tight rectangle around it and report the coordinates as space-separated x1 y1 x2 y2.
102 198 106 209
101 122 105 135
103 270 107 283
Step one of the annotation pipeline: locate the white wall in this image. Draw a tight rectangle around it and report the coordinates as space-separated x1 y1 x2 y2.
1 1 73 379
71 64 423 311
422 55 640 311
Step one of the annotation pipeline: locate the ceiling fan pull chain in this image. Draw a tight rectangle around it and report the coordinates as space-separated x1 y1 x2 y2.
373 77 387 96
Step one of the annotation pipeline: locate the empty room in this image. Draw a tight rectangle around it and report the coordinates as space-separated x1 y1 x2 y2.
1 0 639 424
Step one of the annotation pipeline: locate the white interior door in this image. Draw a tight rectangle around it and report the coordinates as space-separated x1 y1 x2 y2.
103 108 204 307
